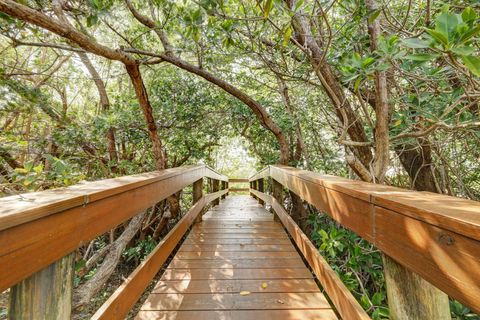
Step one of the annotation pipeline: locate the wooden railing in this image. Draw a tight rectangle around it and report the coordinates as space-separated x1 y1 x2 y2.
0 164 228 319
250 165 480 318
228 177 250 192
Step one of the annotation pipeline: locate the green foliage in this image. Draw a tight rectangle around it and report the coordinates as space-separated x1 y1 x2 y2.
122 236 157 263
12 157 86 191
451 300 480 319
308 213 388 319
403 6 480 76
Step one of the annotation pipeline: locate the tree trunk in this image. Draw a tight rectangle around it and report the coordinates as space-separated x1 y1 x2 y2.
77 51 118 165
73 211 146 308
396 141 440 192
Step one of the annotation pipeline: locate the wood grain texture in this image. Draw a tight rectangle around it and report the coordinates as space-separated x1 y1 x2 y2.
138 196 337 320
252 164 480 313
160 268 314 280
9 253 74 320
0 166 226 291
135 309 338 320
140 292 331 311
151 279 320 294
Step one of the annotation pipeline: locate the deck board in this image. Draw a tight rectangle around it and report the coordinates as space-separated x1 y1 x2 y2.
136 195 338 320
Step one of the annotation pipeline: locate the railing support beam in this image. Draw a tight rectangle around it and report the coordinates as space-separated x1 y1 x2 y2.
221 181 227 199
212 179 220 206
193 178 204 223
383 254 450 320
271 178 282 222
257 179 265 205
9 253 74 320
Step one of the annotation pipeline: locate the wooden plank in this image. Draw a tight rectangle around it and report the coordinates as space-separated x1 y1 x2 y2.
229 188 249 192
139 292 331 311
167 258 305 269
187 233 288 239
183 238 292 245
161 268 314 280
0 165 203 231
135 309 338 320
374 206 480 313
252 190 370 320
176 251 295 259
249 166 270 181
204 165 228 182
151 279 321 294
196 221 278 227
179 244 296 252
92 188 227 320
194 225 282 231
269 165 480 242
228 178 249 183
192 229 286 235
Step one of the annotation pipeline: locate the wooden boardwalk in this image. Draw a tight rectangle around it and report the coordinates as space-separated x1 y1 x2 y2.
136 195 338 320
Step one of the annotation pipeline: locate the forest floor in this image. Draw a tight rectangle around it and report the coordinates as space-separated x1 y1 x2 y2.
73 260 167 320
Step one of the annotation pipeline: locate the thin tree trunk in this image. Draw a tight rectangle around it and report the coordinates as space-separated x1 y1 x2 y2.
73 211 146 308
77 51 118 165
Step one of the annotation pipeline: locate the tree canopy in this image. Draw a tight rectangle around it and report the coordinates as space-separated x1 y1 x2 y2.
0 0 479 318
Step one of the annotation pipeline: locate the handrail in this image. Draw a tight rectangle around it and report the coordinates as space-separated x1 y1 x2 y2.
249 165 480 314
228 178 249 183
0 165 228 291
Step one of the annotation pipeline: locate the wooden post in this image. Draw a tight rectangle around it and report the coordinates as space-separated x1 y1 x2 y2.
221 181 226 200
257 178 265 205
383 254 451 320
271 178 283 222
212 179 220 206
9 253 74 319
252 180 258 200
226 181 229 196
193 178 204 223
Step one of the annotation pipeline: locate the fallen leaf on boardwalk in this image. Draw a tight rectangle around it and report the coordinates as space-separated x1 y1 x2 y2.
240 291 251 296
276 299 284 304
261 282 268 289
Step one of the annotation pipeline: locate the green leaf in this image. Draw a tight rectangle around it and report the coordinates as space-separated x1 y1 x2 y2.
33 164 43 174
372 292 384 305
424 28 448 46
354 77 361 92
435 12 459 43
402 38 431 49
263 0 273 18
283 26 292 46
451 46 475 56
293 0 304 12
460 55 480 76
459 25 480 44
362 57 375 68
405 53 439 61
461 7 476 23
368 9 381 24
86 14 98 27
